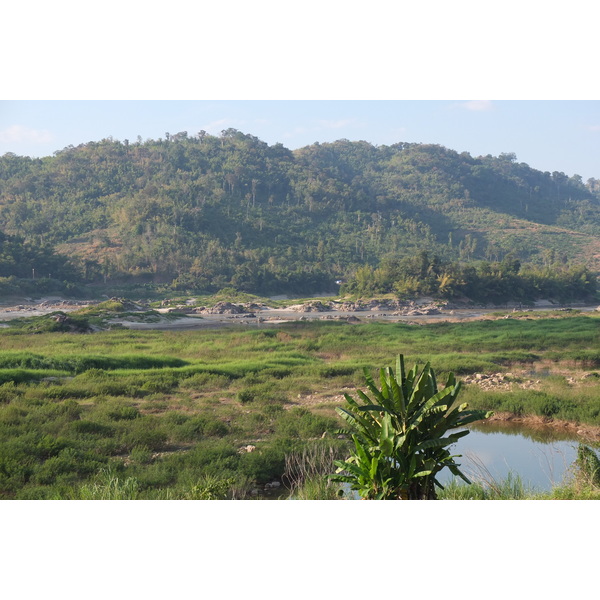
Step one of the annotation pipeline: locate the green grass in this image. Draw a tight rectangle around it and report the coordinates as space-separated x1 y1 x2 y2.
0 351 189 372
0 312 597 499
437 472 530 500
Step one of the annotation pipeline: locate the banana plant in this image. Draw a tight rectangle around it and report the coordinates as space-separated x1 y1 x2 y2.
331 355 493 499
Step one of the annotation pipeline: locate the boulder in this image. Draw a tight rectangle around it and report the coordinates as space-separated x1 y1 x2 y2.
295 301 332 312
201 302 245 314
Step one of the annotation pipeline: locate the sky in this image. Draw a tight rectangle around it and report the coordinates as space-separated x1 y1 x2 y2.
1 100 600 181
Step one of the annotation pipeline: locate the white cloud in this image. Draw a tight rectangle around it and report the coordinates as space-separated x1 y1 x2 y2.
317 118 357 129
281 118 366 143
200 119 232 133
459 100 494 112
0 124 53 144
201 118 272 135
282 126 309 138
589 125 600 132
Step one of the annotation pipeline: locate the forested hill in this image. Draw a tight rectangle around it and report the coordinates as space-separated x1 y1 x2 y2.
1 129 599 296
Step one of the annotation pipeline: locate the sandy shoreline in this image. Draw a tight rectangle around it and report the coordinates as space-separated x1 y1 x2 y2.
0 298 598 330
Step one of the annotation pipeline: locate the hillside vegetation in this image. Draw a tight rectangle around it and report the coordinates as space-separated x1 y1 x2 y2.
1 130 599 298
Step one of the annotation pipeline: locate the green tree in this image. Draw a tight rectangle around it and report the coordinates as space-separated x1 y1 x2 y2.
332 355 492 499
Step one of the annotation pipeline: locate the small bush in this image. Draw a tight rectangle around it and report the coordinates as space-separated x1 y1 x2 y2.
501 398 524 416
130 445 153 465
274 407 336 439
183 372 230 391
174 440 240 477
237 383 287 405
76 469 141 500
539 397 561 417
163 412 190 426
186 474 235 500
107 405 140 421
0 382 22 404
140 373 180 393
32 447 105 486
176 415 229 441
238 445 286 484
237 390 256 404
121 427 168 453
69 420 115 436
261 367 293 379
319 365 357 378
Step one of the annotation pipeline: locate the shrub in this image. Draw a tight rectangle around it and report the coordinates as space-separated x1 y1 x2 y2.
319 365 358 378
106 405 140 421
163 412 190 426
121 423 168 452
237 390 256 404
0 382 22 404
174 440 240 478
238 445 286 484
237 383 287 405
130 445 153 465
501 398 525 416
183 372 230 391
32 447 105 486
186 474 235 500
176 415 229 441
140 372 180 393
331 355 492 500
69 420 115 436
274 408 337 439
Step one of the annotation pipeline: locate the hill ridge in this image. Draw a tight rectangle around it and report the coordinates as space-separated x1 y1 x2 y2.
1 131 599 295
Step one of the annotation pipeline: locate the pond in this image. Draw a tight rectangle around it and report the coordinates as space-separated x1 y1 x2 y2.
439 422 581 492
303 423 588 500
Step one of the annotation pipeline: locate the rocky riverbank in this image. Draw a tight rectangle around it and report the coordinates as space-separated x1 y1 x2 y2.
1 295 598 329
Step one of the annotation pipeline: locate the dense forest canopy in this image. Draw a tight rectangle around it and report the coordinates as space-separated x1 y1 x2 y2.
0 130 599 299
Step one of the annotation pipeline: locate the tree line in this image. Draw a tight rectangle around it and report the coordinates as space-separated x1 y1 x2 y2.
341 251 597 304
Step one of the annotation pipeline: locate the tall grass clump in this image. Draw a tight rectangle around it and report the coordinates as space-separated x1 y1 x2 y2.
283 441 346 499
75 468 142 500
438 472 529 500
575 444 600 487
540 444 600 499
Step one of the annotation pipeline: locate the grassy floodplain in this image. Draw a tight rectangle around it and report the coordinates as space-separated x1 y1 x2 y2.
0 310 598 499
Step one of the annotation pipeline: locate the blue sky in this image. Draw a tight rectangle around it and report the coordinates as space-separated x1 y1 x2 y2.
1 100 599 180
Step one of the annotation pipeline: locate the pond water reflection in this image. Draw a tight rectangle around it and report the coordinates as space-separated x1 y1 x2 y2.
441 423 580 491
